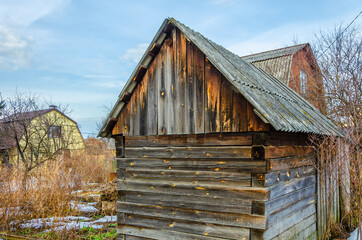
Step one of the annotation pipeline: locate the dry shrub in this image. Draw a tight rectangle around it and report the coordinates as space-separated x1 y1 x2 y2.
0 161 74 231
66 138 115 185
0 138 115 234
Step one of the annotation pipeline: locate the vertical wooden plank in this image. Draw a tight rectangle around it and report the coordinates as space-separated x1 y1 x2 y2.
186 39 194 134
147 61 158 135
165 29 176 135
193 45 205 134
232 91 248 132
247 102 269 132
220 76 233 132
175 29 187 134
139 71 148 136
122 102 130 136
157 42 167 135
204 58 221 133
129 86 140 135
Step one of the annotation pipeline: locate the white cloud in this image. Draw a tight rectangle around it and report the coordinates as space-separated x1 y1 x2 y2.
121 43 148 63
0 0 71 70
0 23 33 70
0 0 71 27
227 22 320 56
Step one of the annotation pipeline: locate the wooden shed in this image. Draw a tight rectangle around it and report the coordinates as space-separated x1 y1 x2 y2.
99 18 341 240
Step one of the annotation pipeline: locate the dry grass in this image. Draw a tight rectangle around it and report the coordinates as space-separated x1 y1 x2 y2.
0 138 116 236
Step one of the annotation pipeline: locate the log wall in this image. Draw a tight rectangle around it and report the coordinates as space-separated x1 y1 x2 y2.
251 134 318 240
115 133 268 240
114 132 318 240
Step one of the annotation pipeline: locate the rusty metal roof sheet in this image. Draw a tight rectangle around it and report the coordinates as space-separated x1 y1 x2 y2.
98 18 341 137
247 55 293 85
241 44 308 85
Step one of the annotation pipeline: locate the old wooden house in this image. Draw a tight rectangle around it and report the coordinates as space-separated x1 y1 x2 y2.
98 18 341 239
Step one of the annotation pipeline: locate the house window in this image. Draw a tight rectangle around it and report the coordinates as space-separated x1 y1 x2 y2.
300 69 307 96
49 126 61 137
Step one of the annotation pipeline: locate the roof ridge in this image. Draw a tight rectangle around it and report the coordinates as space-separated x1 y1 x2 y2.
242 43 308 58
98 18 341 137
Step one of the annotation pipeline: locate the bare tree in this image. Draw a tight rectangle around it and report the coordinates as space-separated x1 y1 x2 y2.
0 93 5 116
0 92 81 178
312 23 361 238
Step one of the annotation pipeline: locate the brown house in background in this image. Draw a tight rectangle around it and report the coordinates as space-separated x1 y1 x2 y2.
242 44 327 114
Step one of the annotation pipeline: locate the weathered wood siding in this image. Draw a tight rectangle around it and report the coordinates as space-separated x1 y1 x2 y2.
112 28 268 137
251 141 318 240
115 133 318 240
116 133 269 240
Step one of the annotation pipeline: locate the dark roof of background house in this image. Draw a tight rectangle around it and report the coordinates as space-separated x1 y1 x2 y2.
242 43 308 63
241 44 308 85
0 109 53 123
99 18 341 137
0 108 78 150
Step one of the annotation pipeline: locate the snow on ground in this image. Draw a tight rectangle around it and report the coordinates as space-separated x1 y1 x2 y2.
70 201 98 213
14 215 117 232
93 216 117 223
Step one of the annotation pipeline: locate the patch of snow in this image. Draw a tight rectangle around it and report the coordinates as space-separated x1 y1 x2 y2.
16 216 92 229
43 221 103 232
88 194 100 197
87 202 98 207
70 202 98 213
71 190 84 194
65 216 91 221
92 215 117 223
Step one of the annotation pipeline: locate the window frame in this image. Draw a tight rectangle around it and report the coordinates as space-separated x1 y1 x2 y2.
49 126 61 138
299 69 307 97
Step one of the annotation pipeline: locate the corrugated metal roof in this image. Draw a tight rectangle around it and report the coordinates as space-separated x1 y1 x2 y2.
242 44 307 63
247 55 293 85
98 18 341 137
241 44 308 85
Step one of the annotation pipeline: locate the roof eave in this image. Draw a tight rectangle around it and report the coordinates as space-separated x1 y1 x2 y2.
98 18 173 138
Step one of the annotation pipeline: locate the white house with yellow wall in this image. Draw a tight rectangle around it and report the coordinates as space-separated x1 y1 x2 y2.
0 106 84 168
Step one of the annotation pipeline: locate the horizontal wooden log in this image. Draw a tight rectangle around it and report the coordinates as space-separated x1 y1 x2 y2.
265 146 314 159
268 174 316 200
118 158 266 173
268 155 313 172
118 180 268 201
267 194 315 227
265 185 315 215
125 133 253 147
121 235 152 240
273 214 316 240
263 204 316 239
118 225 225 240
252 132 310 146
123 191 252 211
123 191 251 214
264 166 315 187
117 202 266 229
125 169 251 187
124 146 252 159
121 214 250 239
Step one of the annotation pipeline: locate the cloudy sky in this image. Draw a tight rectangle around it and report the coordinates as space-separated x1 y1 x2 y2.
0 0 361 137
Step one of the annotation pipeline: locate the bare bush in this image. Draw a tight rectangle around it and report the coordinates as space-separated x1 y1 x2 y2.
311 23 361 238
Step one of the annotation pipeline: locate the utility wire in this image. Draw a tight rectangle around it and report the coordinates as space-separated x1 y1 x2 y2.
321 10 362 56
